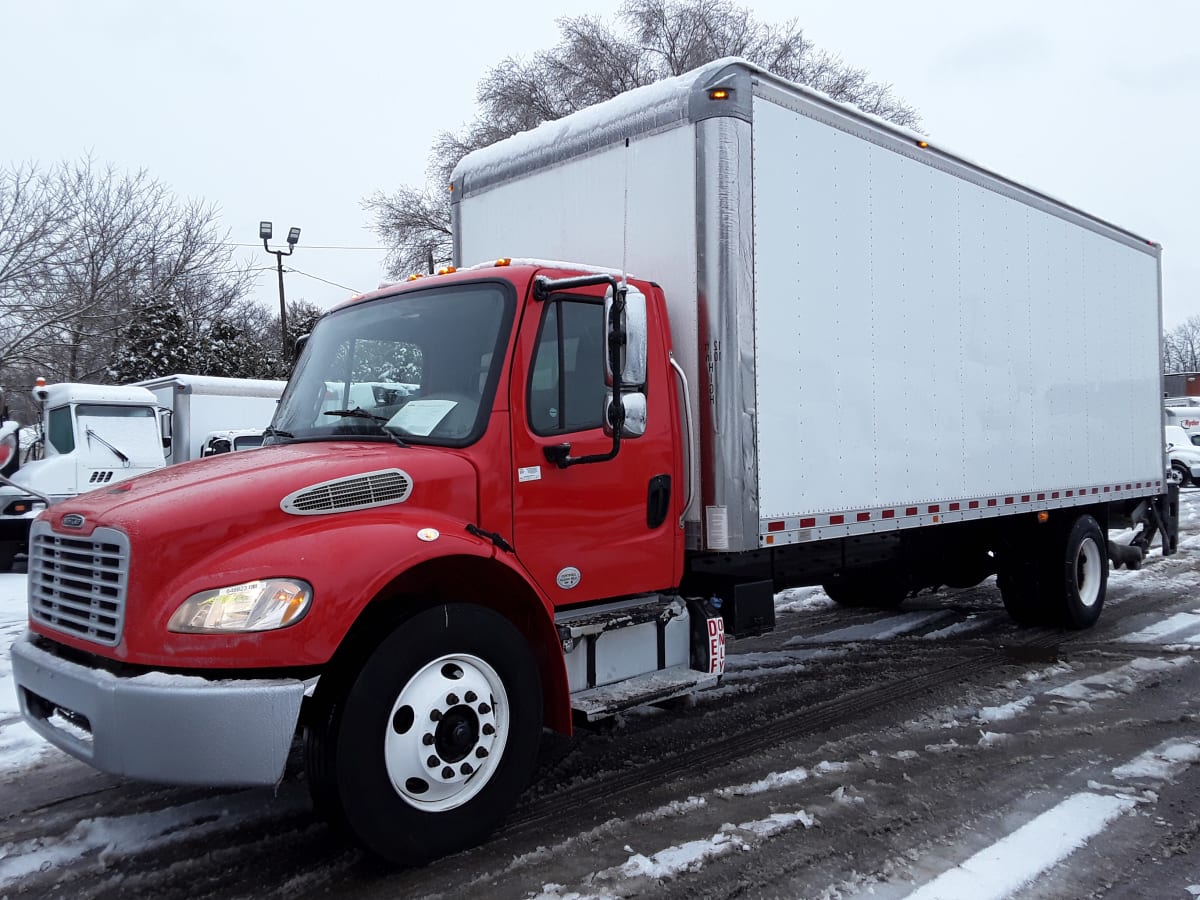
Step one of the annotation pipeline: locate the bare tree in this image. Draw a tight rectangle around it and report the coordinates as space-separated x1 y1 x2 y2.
0 158 253 396
1164 316 1200 374
366 0 921 277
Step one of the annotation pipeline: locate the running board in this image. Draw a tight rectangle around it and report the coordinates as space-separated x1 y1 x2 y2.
570 666 719 722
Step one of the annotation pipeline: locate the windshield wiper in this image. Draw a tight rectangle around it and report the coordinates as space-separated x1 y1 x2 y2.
323 407 387 422
262 426 295 441
383 428 409 448
85 427 130 464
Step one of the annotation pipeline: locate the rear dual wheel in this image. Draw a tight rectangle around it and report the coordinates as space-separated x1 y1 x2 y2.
998 514 1107 630
305 604 542 864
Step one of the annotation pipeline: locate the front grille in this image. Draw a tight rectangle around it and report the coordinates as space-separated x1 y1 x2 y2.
28 521 129 646
281 468 413 515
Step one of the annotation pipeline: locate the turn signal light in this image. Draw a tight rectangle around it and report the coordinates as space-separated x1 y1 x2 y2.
1037 512 1050 523
709 89 730 100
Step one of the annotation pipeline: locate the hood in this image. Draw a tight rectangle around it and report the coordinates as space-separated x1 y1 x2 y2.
42 441 480 559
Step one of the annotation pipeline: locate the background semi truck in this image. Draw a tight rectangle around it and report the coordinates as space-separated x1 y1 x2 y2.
12 59 1174 865
0 380 165 570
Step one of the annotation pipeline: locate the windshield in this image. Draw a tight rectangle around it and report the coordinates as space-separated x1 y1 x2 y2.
76 404 163 467
271 281 514 445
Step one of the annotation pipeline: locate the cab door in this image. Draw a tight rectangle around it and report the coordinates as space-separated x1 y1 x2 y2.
509 285 680 608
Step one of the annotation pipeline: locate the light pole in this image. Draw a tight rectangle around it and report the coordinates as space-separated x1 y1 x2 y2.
260 221 301 355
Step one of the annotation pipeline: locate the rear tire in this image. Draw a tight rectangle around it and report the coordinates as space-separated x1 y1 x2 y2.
1045 515 1107 629
998 513 1108 630
304 604 542 864
997 560 1049 626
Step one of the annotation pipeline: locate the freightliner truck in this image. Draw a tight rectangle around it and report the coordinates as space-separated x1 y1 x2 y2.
12 59 1174 864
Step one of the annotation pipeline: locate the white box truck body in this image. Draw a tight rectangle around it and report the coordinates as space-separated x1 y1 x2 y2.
135 374 286 463
452 58 1165 557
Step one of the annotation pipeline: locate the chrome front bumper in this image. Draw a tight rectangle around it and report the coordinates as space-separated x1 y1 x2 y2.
12 633 305 786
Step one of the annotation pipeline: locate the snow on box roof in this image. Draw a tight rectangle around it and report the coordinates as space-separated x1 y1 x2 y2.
452 57 1155 247
134 374 287 398
451 56 938 193
43 383 157 408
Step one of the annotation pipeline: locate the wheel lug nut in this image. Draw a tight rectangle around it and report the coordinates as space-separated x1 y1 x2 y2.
476 747 489 758
422 733 434 746
430 709 442 721
461 763 474 775
446 693 459 705
427 755 439 768
465 691 477 703
482 723 495 736
441 766 454 779
477 702 491 714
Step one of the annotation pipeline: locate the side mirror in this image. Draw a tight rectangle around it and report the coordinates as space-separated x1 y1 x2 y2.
605 286 647 388
606 392 647 438
160 409 174 456
294 333 310 359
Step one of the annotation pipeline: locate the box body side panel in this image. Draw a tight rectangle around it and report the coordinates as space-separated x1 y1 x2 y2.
751 94 1162 520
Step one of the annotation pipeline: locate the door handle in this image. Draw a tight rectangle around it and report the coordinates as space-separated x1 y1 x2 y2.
647 474 672 529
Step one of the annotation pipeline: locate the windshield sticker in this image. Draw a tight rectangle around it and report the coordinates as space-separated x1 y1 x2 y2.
518 466 541 482
387 400 458 436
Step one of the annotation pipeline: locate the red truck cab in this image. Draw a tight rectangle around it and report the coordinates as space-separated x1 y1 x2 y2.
13 262 702 863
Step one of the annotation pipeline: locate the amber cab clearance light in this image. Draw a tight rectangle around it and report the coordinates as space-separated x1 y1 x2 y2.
494 258 512 267
437 266 457 275
407 273 424 281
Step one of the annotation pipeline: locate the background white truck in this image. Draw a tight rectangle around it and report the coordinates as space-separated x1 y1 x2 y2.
135 374 286 462
0 381 165 569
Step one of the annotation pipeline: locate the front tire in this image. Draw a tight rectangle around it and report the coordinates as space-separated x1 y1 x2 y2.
0 541 19 572
305 604 543 864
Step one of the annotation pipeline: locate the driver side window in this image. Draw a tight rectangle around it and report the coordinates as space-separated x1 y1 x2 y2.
529 299 605 434
47 406 74 454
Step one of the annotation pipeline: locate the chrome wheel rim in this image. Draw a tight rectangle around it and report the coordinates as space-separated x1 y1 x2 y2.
1076 537 1103 608
382 653 509 812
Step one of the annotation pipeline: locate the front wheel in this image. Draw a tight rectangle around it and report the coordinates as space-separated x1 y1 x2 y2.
1171 461 1192 488
305 604 543 864
0 541 19 572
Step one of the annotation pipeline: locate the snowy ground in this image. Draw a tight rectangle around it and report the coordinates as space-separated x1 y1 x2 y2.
1 495 1200 898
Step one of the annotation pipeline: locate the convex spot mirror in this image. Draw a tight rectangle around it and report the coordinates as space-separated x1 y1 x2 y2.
605 391 647 438
604 285 647 388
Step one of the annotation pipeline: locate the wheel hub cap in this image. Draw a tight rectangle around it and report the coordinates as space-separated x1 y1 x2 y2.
382 654 509 812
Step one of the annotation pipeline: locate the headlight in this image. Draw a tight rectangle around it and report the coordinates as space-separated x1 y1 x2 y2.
168 579 312 633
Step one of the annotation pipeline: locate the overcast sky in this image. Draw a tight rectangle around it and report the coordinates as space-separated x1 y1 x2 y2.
3 1 1197 326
